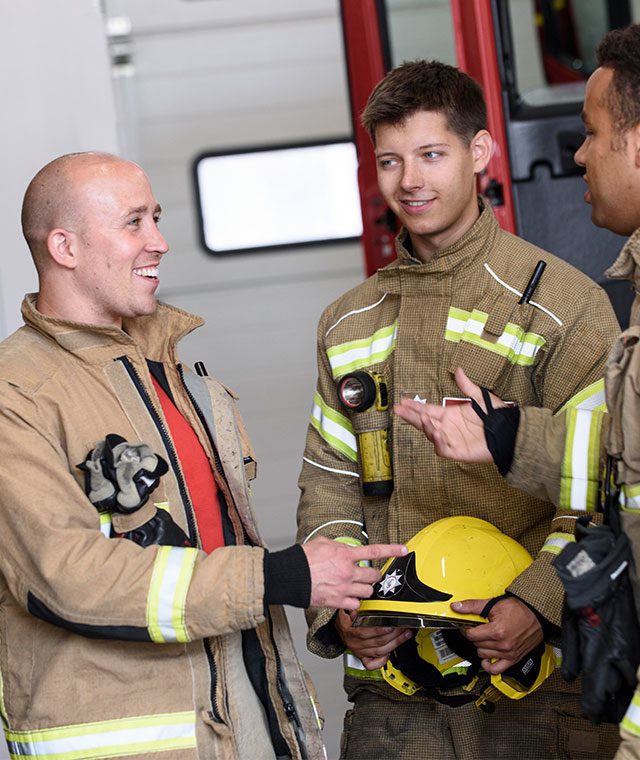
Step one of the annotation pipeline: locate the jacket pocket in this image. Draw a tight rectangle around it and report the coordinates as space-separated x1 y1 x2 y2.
553 703 620 758
447 293 545 396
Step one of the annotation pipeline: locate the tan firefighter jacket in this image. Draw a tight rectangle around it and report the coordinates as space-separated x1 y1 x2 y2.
0 295 325 760
506 226 640 744
296 200 619 699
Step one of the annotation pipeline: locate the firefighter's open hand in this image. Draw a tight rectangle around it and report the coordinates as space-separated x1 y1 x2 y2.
302 537 407 611
334 609 411 670
394 368 501 463
455 596 543 674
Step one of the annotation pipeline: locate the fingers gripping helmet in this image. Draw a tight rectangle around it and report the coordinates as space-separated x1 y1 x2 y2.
355 517 556 711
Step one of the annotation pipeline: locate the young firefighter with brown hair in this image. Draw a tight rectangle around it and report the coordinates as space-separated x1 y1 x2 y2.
395 27 640 760
0 152 408 760
296 60 622 759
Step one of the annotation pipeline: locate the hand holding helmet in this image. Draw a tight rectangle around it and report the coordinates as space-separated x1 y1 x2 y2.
354 517 556 712
335 608 411 671
455 596 543 674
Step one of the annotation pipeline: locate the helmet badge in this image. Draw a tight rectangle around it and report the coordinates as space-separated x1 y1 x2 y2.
377 569 404 597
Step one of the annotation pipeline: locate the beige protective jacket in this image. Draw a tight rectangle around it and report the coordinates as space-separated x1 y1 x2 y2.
297 201 619 699
0 296 324 760
507 228 640 751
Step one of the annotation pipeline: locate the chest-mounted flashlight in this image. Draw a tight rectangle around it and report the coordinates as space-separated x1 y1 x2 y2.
337 370 393 497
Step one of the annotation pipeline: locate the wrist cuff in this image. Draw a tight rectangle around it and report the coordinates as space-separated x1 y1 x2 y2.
263 543 311 609
484 406 521 476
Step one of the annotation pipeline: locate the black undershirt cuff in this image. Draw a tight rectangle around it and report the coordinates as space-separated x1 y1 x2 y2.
484 406 521 476
263 544 311 610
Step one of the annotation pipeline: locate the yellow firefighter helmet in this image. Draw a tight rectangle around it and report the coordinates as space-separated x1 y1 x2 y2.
356 516 533 628
354 516 557 711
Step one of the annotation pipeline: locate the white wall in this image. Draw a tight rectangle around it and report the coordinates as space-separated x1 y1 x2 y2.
0 0 119 339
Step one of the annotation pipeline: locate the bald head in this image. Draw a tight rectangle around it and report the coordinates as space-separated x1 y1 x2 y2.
21 152 137 272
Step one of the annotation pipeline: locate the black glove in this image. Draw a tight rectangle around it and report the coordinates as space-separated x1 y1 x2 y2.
78 434 168 513
554 518 640 723
120 508 191 548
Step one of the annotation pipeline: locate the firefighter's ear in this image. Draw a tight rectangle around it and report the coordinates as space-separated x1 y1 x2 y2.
46 228 78 270
471 130 492 174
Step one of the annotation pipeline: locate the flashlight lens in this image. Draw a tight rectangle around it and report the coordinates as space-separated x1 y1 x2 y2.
341 377 365 408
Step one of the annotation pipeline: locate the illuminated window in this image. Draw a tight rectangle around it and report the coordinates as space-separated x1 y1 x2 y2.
193 140 363 254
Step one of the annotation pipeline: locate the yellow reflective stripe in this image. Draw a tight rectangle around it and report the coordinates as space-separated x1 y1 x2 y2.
540 532 576 556
147 547 197 643
0 665 6 728
559 408 603 511
557 378 607 414
334 537 370 567
309 696 323 732
326 322 397 379
343 653 383 680
310 392 357 461
334 536 363 547
444 308 545 365
621 484 640 512
621 690 640 737
99 513 112 538
5 710 196 759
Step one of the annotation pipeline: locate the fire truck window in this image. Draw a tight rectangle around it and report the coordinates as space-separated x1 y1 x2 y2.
385 0 456 68
509 0 638 108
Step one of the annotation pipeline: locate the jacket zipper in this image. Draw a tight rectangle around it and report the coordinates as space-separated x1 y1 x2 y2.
269 620 307 760
116 355 225 724
116 355 198 544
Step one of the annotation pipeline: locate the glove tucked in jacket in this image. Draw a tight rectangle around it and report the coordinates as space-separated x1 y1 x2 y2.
78 434 191 548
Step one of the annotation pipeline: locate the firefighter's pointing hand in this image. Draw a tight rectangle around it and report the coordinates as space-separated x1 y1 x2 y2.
302 537 407 611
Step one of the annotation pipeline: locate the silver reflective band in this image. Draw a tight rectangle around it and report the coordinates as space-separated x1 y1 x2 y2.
6 710 197 759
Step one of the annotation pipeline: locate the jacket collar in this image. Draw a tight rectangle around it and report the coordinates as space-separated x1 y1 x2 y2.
21 294 204 364
606 227 640 327
605 226 640 284
379 197 498 293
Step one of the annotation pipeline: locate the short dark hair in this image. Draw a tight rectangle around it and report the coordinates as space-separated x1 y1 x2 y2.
596 24 640 136
361 60 487 145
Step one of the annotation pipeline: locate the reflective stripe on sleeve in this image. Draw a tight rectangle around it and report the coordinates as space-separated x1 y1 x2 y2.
99 513 112 538
540 532 576 556
5 710 197 759
559 408 604 511
621 484 640 513
326 322 397 379
0 666 6 729
621 690 640 737
557 379 607 414
334 536 363 547
310 392 357 461
334 536 370 567
444 308 545 366
147 547 198 643
343 652 383 681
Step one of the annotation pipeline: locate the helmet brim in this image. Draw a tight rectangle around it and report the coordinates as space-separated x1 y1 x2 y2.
354 610 482 629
